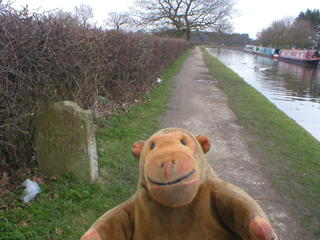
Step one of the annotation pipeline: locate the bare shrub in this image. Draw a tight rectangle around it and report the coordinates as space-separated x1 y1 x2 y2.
0 5 191 170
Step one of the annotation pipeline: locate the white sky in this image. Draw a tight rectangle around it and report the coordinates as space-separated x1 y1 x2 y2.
9 0 320 39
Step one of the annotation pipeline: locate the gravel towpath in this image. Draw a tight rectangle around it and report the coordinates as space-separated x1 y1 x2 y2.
160 46 303 240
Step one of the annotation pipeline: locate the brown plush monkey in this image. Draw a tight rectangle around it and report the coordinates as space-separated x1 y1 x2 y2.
81 128 278 240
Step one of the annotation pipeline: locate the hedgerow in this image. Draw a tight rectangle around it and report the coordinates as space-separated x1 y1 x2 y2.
0 4 191 171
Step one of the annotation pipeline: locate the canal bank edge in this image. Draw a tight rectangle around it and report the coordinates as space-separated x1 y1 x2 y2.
206 46 320 142
202 47 320 238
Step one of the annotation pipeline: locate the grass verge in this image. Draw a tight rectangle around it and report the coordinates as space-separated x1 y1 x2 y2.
203 47 320 238
0 48 192 240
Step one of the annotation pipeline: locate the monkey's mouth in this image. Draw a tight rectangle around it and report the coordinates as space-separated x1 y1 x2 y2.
147 169 196 186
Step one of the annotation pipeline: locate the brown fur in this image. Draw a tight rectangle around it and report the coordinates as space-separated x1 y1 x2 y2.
81 128 278 240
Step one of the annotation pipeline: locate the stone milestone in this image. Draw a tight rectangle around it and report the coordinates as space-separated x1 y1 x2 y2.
35 101 98 181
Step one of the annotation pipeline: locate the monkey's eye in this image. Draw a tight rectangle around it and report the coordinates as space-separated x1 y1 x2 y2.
150 143 155 149
180 140 187 146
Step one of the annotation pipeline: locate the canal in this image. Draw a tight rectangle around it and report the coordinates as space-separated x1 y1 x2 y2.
206 47 320 142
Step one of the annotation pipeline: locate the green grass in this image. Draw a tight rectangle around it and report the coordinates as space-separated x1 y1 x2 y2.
203 47 320 238
0 49 193 240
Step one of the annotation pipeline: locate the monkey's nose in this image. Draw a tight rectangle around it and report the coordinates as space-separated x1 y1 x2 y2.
161 160 177 181
161 160 176 168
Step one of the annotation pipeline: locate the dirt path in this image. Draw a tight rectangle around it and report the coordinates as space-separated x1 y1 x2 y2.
159 47 302 240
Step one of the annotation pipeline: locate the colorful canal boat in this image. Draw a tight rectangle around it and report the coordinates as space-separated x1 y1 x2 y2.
256 47 274 58
243 45 279 59
243 45 257 53
278 49 320 66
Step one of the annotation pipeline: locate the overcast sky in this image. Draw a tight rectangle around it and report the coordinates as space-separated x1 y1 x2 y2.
9 0 320 39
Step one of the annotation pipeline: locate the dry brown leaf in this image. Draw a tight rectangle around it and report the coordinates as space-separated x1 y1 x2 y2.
20 220 28 227
31 177 45 185
49 175 57 181
55 227 63 235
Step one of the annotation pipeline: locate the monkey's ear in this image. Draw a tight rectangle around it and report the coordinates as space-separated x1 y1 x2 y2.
132 141 145 159
196 135 211 153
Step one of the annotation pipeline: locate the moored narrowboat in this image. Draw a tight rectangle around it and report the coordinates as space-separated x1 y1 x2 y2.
273 49 280 59
244 45 280 59
278 49 320 66
243 45 257 53
256 47 275 58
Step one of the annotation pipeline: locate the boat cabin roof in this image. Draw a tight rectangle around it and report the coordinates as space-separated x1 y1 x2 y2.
280 49 320 59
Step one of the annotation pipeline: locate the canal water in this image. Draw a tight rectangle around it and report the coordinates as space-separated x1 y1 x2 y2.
206 48 320 142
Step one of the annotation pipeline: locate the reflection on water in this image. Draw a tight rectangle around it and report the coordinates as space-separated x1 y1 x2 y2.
206 47 320 142
275 61 320 101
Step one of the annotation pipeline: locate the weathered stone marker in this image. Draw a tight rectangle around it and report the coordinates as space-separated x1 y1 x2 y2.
35 101 98 181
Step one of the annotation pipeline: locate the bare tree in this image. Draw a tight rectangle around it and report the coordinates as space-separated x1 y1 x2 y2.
73 4 94 28
257 17 294 48
298 9 320 49
298 9 320 35
289 19 316 49
104 12 132 31
131 0 235 41
257 16 317 49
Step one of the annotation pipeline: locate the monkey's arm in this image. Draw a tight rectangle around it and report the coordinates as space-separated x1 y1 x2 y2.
212 180 278 240
81 197 135 240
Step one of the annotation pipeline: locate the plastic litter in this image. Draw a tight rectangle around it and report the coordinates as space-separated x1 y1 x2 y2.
21 179 41 203
156 78 162 83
